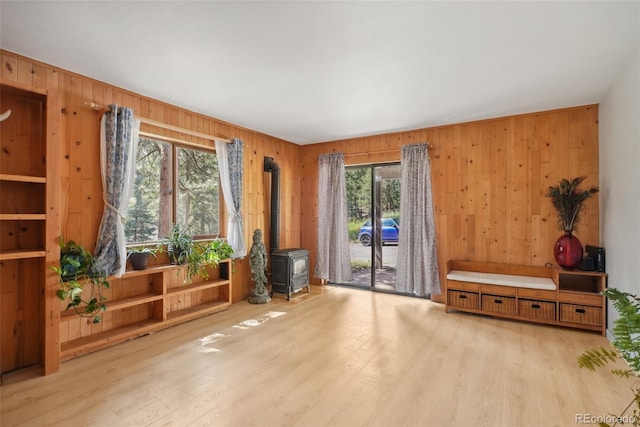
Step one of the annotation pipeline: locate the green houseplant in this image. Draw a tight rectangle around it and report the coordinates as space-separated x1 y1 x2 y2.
127 245 160 270
52 239 109 323
578 288 640 426
164 224 234 282
165 224 194 265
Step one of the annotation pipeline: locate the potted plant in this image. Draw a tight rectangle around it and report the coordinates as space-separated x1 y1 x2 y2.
164 224 194 265
164 224 234 282
546 176 599 269
127 245 160 270
198 238 234 280
52 239 109 323
578 288 640 426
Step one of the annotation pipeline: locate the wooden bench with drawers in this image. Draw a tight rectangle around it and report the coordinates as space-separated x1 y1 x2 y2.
445 259 607 335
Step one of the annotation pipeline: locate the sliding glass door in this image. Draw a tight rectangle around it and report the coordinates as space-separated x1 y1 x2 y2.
343 163 401 292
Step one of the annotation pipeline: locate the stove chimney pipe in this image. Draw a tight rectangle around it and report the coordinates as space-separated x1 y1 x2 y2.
264 157 280 251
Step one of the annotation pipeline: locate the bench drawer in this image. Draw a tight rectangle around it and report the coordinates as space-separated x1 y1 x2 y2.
447 290 479 310
447 280 480 292
558 291 602 306
518 299 556 321
518 288 556 301
482 295 516 315
559 304 602 326
479 284 516 297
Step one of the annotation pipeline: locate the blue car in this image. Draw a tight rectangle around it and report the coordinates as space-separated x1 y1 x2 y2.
358 218 399 246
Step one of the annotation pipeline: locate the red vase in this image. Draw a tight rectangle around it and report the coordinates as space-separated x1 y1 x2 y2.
554 232 583 269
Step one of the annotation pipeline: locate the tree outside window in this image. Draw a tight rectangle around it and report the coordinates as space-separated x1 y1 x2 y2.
125 138 220 244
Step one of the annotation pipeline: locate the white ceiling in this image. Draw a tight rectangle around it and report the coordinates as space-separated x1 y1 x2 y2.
1 1 638 145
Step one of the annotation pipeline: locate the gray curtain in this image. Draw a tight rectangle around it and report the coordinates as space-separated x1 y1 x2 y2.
94 105 140 277
315 153 353 283
215 138 246 258
396 144 440 296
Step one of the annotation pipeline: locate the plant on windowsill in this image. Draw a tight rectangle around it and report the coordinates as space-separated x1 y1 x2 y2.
52 239 109 324
165 224 194 266
577 288 640 426
164 224 234 283
127 245 161 271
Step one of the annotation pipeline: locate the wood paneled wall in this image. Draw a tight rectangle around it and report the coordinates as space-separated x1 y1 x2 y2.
1 50 302 302
300 107 600 303
2 50 600 309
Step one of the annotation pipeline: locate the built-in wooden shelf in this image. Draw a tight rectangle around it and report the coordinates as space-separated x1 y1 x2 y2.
166 278 230 295
119 264 177 279
1 80 59 375
59 259 232 361
60 292 164 320
0 249 46 261
60 319 163 361
166 300 230 322
0 173 46 183
0 213 46 220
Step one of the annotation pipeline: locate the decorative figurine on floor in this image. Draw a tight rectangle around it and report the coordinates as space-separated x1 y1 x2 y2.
249 229 271 304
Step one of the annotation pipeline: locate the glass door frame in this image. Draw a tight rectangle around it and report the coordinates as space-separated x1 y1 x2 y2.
340 162 401 293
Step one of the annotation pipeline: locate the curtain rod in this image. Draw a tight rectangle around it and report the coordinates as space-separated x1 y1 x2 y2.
84 101 232 143
342 143 431 158
139 131 216 152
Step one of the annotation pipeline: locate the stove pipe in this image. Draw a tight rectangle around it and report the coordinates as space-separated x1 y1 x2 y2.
264 156 280 251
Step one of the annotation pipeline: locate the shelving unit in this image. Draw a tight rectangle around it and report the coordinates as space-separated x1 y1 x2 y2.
59 259 232 361
0 80 60 376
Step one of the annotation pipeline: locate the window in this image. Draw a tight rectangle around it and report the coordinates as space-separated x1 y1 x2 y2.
125 138 220 244
176 146 220 237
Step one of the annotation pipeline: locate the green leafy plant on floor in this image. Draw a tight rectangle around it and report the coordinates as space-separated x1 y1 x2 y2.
52 239 109 323
578 288 640 426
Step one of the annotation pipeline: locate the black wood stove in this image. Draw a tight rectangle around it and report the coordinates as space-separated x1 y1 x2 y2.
271 248 310 300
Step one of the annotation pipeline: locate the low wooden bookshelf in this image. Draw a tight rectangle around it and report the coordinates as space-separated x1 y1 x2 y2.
59 260 232 361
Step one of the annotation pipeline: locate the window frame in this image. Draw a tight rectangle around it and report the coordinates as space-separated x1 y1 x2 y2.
126 136 225 245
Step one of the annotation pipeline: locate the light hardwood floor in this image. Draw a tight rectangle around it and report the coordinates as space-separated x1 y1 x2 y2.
0 285 632 427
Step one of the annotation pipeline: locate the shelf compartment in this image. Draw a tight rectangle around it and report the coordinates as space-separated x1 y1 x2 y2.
0 249 46 260
60 292 164 320
166 278 230 295
0 180 45 214
166 300 230 323
557 271 605 293
0 219 45 253
60 319 163 361
0 174 46 183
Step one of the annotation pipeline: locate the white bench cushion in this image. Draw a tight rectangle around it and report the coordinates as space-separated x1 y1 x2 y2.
447 270 556 291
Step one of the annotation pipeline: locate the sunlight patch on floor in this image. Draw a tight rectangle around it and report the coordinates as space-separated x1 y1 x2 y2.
196 311 287 352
